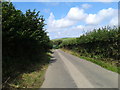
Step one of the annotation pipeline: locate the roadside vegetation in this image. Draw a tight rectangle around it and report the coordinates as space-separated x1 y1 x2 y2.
53 27 120 74
2 1 120 89
2 2 53 89
52 38 76 49
62 48 118 73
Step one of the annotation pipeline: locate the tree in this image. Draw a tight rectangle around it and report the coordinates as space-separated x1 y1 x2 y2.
2 1 53 84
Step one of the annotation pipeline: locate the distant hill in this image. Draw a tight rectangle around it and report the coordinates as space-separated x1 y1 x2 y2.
52 37 78 41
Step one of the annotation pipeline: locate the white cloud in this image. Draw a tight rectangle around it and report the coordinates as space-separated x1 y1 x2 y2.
67 7 87 20
49 24 102 39
47 7 118 39
47 7 87 29
43 9 50 13
76 25 85 30
81 4 91 9
71 25 101 32
48 12 76 29
71 25 85 31
109 17 118 26
48 7 117 30
85 8 117 25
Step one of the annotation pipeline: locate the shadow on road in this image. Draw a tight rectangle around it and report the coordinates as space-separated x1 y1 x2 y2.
49 52 57 64
49 56 57 64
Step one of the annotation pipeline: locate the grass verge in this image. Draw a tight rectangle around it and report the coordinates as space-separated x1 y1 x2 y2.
8 64 48 89
61 48 119 74
3 53 52 89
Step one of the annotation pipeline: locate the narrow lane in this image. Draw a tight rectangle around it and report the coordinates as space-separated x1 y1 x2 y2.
41 49 118 88
41 50 77 88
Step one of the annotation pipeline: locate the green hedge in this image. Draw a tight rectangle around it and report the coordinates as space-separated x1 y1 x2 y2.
2 2 53 85
60 27 120 63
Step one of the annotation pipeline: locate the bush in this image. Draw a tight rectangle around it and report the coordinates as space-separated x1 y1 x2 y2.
2 1 53 85
60 27 120 62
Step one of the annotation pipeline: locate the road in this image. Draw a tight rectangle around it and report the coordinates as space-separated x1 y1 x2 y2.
41 49 118 88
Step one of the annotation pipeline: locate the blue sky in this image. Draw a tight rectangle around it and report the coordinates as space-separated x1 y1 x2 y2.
13 2 118 39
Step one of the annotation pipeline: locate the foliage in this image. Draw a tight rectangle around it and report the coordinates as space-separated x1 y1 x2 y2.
2 2 52 87
52 39 62 49
59 27 120 66
52 38 77 49
59 38 77 48
62 48 119 74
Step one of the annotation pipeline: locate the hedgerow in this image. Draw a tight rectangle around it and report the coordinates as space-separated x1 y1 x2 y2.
2 2 52 87
59 27 120 64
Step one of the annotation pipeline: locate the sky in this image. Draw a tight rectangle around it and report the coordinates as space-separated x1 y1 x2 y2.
12 2 118 39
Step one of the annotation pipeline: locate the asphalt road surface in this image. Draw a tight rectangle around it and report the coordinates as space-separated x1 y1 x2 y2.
41 49 118 88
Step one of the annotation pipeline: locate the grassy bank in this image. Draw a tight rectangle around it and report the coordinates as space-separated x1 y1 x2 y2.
3 53 52 89
8 63 48 89
61 48 119 74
